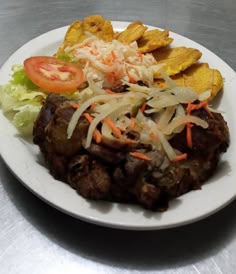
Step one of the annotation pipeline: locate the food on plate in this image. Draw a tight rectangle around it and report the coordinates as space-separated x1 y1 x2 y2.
116 21 148 44
0 15 229 211
24 56 84 93
152 47 202 78
33 91 229 210
57 15 114 55
137 29 173 53
57 21 87 55
155 63 223 100
60 34 161 89
82 14 114 41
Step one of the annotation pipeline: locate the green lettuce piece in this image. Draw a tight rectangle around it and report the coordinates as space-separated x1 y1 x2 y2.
56 54 81 66
0 64 82 136
0 81 46 136
11 65 38 90
13 104 42 136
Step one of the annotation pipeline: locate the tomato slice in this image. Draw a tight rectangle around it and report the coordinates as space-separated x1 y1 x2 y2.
24 56 84 93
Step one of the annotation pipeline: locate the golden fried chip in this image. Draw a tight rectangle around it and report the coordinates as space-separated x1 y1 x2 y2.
137 29 173 53
82 15 114 42
154 63 223 101
56 15 114 55
56 20 86 55
152 47 202 78
116 21 148 44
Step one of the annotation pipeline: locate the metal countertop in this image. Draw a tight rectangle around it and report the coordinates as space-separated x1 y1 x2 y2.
0 1 236 273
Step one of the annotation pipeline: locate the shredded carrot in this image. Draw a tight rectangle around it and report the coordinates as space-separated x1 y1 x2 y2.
125 68 137 84
103 58 113 66
186 122 193 148
141 102 147 113
150 133 159 141
171 153 188 162
186 101 213 148
111 50 117 60
105 89 116 94
129 117 136 129
187 101 213 117
122 137 138 144
129 75 136 83
90 102 97 108
107 72 118 86
83 113 102 143
103 117 122 137
130 151 151 161
138 51 143 61
83 112 93 122
71 102 80 109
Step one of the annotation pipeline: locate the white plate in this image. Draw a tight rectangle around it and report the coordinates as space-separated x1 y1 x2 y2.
0 22 236 230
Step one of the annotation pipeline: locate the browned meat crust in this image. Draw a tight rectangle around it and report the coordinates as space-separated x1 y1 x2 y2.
33 94 229 211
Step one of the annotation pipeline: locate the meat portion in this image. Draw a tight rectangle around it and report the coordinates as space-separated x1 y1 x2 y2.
33 94 229 211
67 155 111 200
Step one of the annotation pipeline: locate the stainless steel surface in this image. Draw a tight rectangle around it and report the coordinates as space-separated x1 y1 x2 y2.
0 0 236 273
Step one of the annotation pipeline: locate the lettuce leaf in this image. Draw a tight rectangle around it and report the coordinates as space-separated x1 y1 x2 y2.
0 80 46 136
0 64 82 136
11 65 38 90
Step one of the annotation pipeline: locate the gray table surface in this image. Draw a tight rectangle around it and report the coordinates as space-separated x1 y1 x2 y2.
0 0 236 273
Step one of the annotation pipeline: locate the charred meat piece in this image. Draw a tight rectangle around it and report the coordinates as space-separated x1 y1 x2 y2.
33 94 68 146
46 102 89 157
67 154 111 200
33 94 229 211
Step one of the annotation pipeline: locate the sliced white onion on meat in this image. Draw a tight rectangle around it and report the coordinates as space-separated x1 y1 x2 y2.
157 106 176 130
101 120 119 145
145 117 177 160
146 93 179 112
155 127 177 160
168 86 198 103
85 103 131 148
163 115 209 135
124 81 152 94
172 104 186 133
67 93 122 138
114 115 131 131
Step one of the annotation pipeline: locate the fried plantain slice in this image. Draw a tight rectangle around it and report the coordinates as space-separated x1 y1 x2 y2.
81 14 114 42
116 21 148 44
56 20 86 55
137 29 173 53
56 15 114 55
152 47 202 78
154 63 223 101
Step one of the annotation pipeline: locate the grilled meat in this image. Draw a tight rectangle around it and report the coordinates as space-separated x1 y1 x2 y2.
33 94 229 211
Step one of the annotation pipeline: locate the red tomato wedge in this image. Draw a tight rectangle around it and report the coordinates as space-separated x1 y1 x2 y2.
24 56 84 93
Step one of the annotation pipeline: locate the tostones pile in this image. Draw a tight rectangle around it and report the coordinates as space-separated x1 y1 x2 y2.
57 15 223 101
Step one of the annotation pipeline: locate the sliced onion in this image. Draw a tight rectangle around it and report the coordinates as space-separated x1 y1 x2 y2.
198 89 211 101
164 115 208 135
160 71 177 89
157 106 176 130
87 78 106 95
67 93 122 138
155 127 177 160
146 93 178 112
172 104 186 133
169 86 198 103
85 103 131 148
